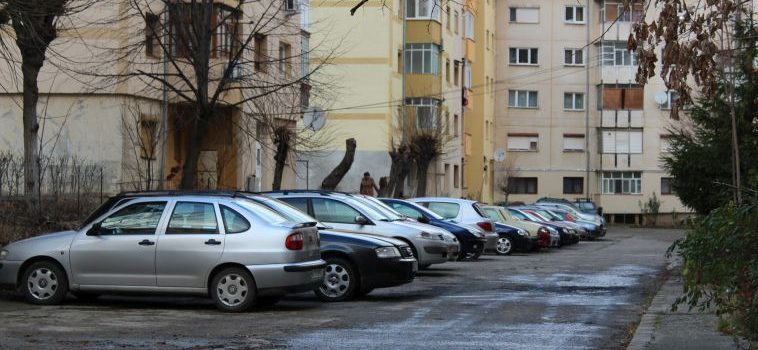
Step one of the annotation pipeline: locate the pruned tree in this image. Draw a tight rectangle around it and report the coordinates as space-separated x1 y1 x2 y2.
321 138 356 190
382 142 411 197
496 156 520 205
629 0 755 203
407 107 450 197
71 0 338 189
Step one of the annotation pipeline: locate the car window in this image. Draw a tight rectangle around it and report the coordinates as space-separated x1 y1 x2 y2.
167 202 219 234
425 202 460 219
99 201 167 235
234 200 289 225
509 209 529 220
244 197 318 224
355 197 403 221
312 198 363 224
472 203 489 218
279 197 310 214
220 205 251 234
483 208 503 222
390 203 424 219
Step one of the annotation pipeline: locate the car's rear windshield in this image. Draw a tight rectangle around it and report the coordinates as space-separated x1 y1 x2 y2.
424 202 460 219
234 199 289 225
472 203 489 218
242 197 317 224
482 208 503 222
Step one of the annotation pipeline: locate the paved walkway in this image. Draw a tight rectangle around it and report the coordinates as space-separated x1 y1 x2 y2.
628 262 744 350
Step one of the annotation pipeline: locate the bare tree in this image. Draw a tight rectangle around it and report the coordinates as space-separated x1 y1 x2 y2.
629 0 754 203
407 107 450 197
496 156 520 205
321 138 356 191
121 102 162 191
70 0 338 189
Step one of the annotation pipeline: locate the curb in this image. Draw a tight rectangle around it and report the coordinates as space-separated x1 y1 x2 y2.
627 261 680 350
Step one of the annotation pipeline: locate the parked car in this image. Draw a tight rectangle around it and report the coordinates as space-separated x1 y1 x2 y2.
264 191 450 268
379 198 486 260
573 199 602 215
408 198 499 253
480 205 542 253
349 195 460 261
519 207 581 245
535 202 606 233
508 208 562 247
243 194 417 301
546 207 603 240
0 192 326 312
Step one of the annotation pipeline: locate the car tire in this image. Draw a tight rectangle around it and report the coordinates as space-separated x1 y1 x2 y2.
210 267 257 312
495 237 513 256
22 261 69 306
314 257 357 302
71 292 101 302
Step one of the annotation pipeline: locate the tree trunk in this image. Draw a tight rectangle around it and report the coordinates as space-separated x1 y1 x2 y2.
272 127 291 190
19 54 42 199
415 159 431 197
179 112 208 189
321 138 356 190
393 156 411 198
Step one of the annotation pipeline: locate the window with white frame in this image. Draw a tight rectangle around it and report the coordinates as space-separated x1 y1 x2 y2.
601 171 642 194
407 98 441 129
300 0 310 30
300 34 310 79
565 5 584 23
601 129 643 154
463 10 474 39
404 43 440 74
563 134 585 152
507 134 539 151
284 0 298 11
509 7 539 23
463 61 472 88
564 92 585 111
564 48 584 65
601 42 638 66
406 0 441 20
508 90 538 108
509 48 538 65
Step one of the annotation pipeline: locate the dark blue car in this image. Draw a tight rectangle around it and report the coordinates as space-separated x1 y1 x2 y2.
380 198 486 260
492 222 533 255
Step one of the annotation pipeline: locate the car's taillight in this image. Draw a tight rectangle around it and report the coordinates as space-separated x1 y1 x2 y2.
285 232 304 250
476 221 493 232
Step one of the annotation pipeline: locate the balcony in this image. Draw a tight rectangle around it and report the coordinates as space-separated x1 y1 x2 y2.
600 66 637 84
405 73 442 97
600 110 644 128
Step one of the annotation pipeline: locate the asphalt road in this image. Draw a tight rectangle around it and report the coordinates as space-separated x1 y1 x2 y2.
0 227 682 350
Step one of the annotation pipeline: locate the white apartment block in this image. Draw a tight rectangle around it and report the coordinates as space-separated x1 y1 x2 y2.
494 0 688 221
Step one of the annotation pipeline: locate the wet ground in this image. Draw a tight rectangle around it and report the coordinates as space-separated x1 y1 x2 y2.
0 227 682 350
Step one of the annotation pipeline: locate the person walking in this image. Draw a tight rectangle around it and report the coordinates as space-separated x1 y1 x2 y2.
360 172 380 196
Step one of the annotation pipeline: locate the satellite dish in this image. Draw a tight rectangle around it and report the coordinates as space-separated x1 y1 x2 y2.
494 148 506 162
654 91 669 105
303 107 327 131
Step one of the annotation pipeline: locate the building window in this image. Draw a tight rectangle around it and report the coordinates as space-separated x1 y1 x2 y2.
453 61 460 85
601 129 643 154
254 34 267 72
463 10 474 39
563 134 585 152
661 90 680 110
661 177 674 195
602 171 642 194
563 177 584 194
145 13 161 58
284 0 298 11
404 43 440 74
454 11 459 33
279 42 291 76
601 87 644 109
509 7 539 23
564 92 585 111
406 0 441 20
463 60 472 88
216 6 240 57
509 48 538 65
509 177 538 194
602 2 644 22
453 114 459 136
601 41 638 66
565 6 585 23
660 134 673 153
445 59 451 83
507 133 538 152
301 35 310 79
564 48 584 66
453 164 460 188
139 115 159 160
508 90 538 108
407 98 441 129
300 0 310 30
446 6 451 30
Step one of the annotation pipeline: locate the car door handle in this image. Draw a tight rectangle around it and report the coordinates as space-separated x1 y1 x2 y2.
205 239 222 246
138 239 155 246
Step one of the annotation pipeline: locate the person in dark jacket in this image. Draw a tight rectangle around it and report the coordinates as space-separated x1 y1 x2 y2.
360 172 379 196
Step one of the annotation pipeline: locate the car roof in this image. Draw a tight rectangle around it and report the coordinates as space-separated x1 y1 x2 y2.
410 197 478 204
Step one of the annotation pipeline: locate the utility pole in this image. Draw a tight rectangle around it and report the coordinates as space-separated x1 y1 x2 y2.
401 0 407 143
584 0 591 201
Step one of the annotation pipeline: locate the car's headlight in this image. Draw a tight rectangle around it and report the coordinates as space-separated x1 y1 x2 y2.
418 231 438 240
0 249 8 260
518 229 528 237
375 246 401 258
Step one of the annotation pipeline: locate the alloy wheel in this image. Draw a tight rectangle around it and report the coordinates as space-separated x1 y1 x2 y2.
319 263 350 298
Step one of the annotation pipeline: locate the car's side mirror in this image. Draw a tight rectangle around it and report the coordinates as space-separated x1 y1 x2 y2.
354 215 369 225
417 216 430 224
86 223 101 236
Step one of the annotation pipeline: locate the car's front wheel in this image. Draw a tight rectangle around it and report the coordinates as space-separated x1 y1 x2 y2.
495 237 513 255
210 267 257 312
22 261 69 305
314 257 357 302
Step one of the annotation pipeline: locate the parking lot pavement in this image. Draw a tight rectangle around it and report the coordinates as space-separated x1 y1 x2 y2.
0 227 682 350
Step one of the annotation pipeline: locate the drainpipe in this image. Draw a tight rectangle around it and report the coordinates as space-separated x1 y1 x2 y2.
158 5 169 190
584 0 591 201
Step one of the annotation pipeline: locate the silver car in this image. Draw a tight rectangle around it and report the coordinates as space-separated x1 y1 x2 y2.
409 197 500 252
0 193 326 312
266 191 450 268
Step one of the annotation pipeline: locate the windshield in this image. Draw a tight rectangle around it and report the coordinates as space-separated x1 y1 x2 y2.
341 197 393 221
356 196 405 221
403 201 444 220
233 199 289 225
241 197 320 225
482 208 504 222
533 209 560 221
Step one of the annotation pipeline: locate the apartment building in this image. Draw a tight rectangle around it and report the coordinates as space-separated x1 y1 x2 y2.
494 0 688 219
305 0 472 197
0 0 308 193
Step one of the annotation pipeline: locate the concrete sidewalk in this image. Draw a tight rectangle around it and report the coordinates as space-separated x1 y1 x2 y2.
628 264 743 350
